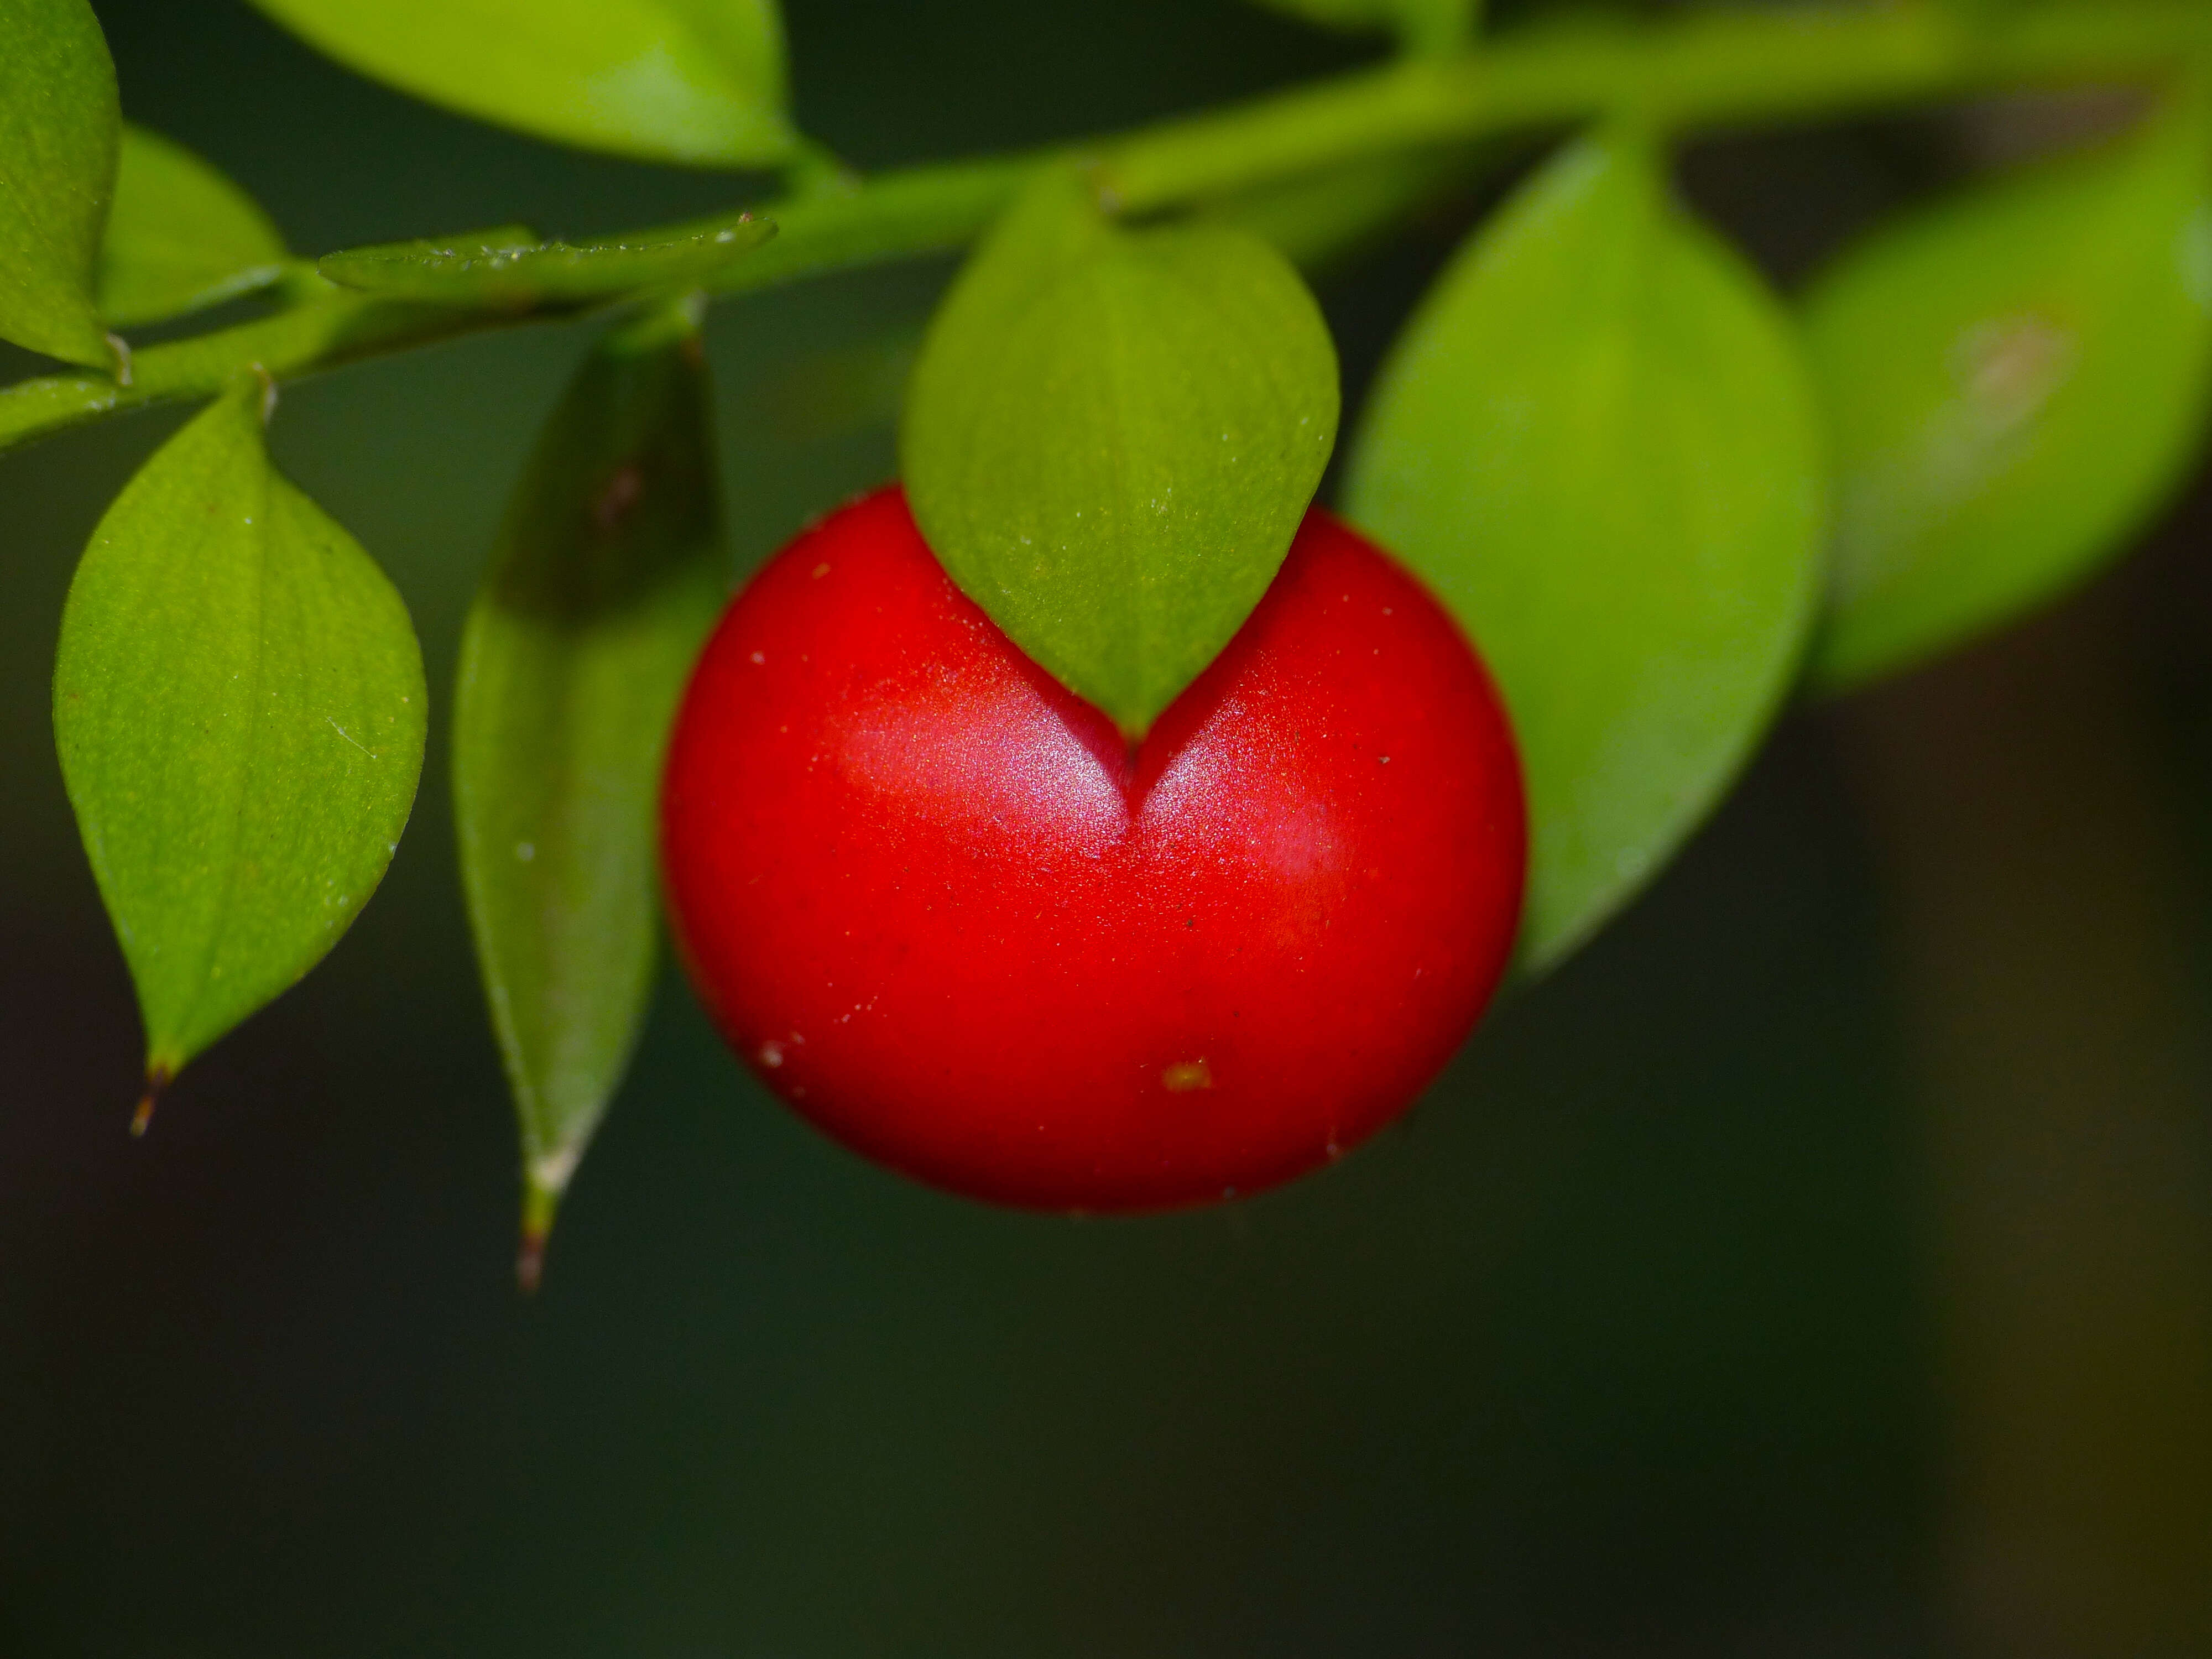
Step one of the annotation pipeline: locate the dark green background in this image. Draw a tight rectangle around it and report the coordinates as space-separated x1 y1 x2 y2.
3 3 2209 1653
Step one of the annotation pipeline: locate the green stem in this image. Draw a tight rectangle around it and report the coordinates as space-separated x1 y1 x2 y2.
1100 2 2211 209
4 0 2208 456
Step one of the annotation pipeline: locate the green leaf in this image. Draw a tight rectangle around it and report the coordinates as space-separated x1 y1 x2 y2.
53 380 428 1103
1804 89 2212 691
1344 130 1825 968
318 213 775 308
97 125 289 327
246 0 795 168
453 302 727 1284
901 174 1339 737
0 0 120 367
1247 0 1477 56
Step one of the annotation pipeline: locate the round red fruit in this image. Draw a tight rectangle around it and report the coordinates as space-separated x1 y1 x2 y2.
661 487 1525 1211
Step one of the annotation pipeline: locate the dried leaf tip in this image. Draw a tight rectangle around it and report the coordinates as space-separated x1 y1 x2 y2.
515 1225 548 1295
131 1065 171 1138
515 1167 563 1295
251 363 279 425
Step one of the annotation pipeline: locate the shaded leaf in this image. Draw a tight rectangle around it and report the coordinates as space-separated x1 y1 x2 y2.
97 124 289 327
901 173 1339 737
319 214 775 308
0 0 119 367
1804 88 2212 691
1345 130 1825 967
53 380 427 1097
453 302 727 1282
247 0 795 168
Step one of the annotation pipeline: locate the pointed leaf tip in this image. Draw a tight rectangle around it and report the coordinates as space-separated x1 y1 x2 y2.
517 1157 565 1294
129 1066 170 1138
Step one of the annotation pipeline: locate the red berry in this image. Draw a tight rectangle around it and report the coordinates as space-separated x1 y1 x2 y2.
661 487 1526 1210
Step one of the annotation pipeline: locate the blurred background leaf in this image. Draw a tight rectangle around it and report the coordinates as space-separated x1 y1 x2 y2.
96 124 288 328
245 0 797 168
1805 86 2212 691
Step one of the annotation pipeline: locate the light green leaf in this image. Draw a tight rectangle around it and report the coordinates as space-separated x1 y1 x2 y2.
318 213 775 308
1804 88 2212 691
1247 0 1477 56
0 0 120 367
97 125 289 327
901 173 1339 737
454 302 727 1284
247 0 795 168
1345 130 1825 968
53 381 428 1103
